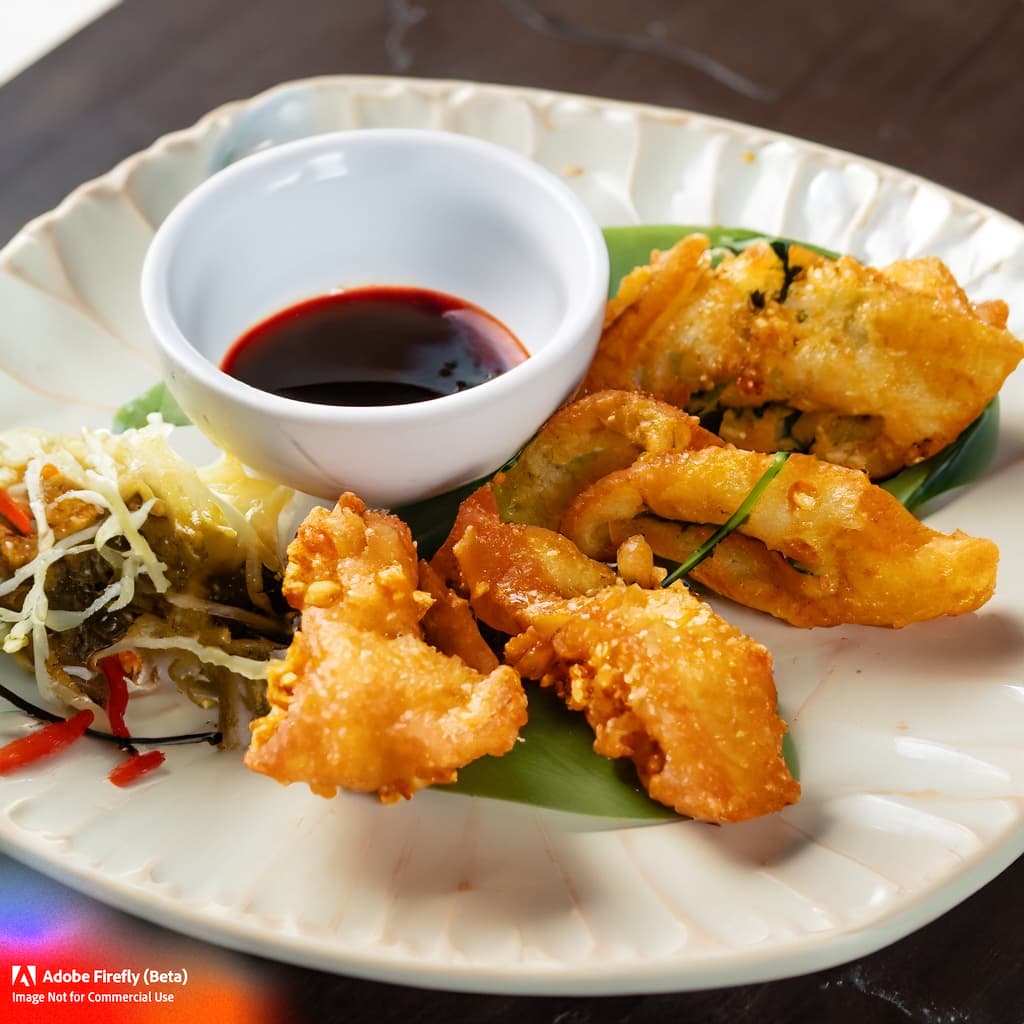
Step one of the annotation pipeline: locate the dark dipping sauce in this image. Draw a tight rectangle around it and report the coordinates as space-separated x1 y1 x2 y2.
221 285 529 406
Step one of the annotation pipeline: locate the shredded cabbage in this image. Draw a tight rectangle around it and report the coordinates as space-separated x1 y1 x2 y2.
95 634 271 682
0 419 296 731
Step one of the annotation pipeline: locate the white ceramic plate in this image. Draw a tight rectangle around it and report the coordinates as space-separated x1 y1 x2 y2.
1 76 1023 996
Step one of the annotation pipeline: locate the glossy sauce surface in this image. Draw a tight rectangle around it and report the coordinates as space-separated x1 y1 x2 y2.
221 286 528 406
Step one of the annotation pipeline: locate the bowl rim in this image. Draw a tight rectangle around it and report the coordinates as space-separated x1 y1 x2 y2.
140 127 610 425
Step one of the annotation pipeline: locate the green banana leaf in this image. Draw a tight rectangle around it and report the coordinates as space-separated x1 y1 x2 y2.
112 224 998 821
446 684 799 819
112 380 190 432
448 685 676 819
879 397 1000 512
603 224 836 293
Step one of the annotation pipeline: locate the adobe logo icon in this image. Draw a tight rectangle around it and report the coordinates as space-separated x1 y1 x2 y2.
11 965 37 986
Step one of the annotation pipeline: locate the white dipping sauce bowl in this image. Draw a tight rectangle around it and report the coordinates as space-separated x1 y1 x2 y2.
141 129 609 506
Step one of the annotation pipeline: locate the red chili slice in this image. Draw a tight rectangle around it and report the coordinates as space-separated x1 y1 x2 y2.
0 487 33 535
0 710 94 775
108 749 165 787
98 654 131 738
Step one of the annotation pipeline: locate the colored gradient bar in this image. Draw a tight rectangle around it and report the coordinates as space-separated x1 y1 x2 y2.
1 854 289 1023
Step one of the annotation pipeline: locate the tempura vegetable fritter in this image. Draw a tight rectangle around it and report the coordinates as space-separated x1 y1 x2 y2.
435 486 615 634
561 448 999 628
493 389 720 530
245 494 526 801
438 487 799 822
505 584 800 822
582 235 1024 477
417 558 501 675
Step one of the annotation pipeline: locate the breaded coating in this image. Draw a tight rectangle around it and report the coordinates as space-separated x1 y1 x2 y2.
586 234 783 407
438 490 798 822
0 467 105 574
417 559 500 674
278 495 428 634
245 493 526 801
561 449 998 628
493 389 720 531
247 620 525 801
434 486 615 634
582 235 1024 477
505 583 799 823
615 533 666 589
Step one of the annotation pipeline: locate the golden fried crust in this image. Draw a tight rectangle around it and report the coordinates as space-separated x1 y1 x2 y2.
583 235 780 407
437 489 798 821
562 449 998 628
434 486 615 635
881 257 1009 329
417 559 500 674
581 237 1024 477
614 534 666 589
245 492 527 800
754 256 1022 468
247 618 525 801
281 493 427 635
505 583 799 823
1 467 105 573
492 389 720 531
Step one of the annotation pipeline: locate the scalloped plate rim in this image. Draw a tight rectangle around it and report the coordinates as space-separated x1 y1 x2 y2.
1 812 1022 995
4 74 1024 265
1 74 1023 996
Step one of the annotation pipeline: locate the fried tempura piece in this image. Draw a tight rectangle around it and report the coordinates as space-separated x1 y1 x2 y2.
417 559 499 674
493 390 720 530
245 493 526 801
561 449 999 628
438 490 798 822
0 467 104 573
615 533 666 588
279 495 428 633
582 235 1024 477
506 583 799 822
586 234 783 407
434 486 614 634
247 621 525 801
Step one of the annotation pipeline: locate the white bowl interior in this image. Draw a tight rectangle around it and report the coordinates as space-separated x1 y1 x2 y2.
159 133 590 364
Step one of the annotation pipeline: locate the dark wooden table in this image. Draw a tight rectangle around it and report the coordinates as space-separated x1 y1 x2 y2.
1 2 1022 1022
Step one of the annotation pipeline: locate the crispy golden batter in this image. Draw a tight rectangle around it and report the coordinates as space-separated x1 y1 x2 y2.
417 558 500 674
506 583 799 823
0 467 104 574
439 490 798 822
435 486 615 634
582 236 1024 477
561 449 999 628
586 234 781 406
245 494 526 801
614 533 666 589
277 495 427 633
247 620 525 801
492 389 720 530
